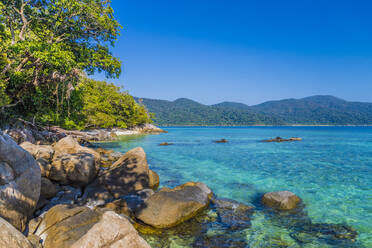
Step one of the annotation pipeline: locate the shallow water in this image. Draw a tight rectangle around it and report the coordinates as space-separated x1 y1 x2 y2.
97 127 372 247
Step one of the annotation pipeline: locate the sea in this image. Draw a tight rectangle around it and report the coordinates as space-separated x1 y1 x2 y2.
96 126 372 248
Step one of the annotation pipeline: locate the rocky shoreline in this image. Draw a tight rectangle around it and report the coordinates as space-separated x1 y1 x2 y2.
2 123 167 145
0 129 359 247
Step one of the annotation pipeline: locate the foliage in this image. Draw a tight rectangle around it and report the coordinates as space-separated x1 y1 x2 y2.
0 0 152 129
137 96 372 126
251 95 372 125
135 98 282 126
0 0 119 121
77 79 151 129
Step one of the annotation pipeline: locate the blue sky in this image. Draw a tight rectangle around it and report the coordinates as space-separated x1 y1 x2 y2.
94 0 372 105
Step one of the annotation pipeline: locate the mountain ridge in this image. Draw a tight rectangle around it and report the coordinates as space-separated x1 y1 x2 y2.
135 95 372 126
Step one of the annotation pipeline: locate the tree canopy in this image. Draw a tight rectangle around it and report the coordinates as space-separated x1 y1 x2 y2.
71 79 152 129
0 0 151 128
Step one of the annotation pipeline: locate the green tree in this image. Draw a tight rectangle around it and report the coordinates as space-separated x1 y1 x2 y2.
76 78 151 129
0 0 121 124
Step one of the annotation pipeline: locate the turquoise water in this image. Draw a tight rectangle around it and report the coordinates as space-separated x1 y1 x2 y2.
97 127 372 247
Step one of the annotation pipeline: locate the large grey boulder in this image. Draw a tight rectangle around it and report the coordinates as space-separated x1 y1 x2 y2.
0 217 33 248
135 182 213 228
34 204 150 248
20 142 54 161
49 152 97 187
52 136 100 161
83 147 157 202
0 132 41 231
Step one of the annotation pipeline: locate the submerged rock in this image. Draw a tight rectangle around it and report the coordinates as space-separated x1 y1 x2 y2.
213 198 254 230
262 191 301 211
0 217 33 248
159 142 173 146
297 223 358 243
193 232 248 248
262 137 302 142
0 132 41 231
34 204 150 248
135 182 213 228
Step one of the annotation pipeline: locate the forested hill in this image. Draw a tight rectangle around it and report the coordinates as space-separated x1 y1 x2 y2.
135 95 372 126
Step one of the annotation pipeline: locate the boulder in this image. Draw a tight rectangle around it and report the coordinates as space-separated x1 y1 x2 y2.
262 191 301 210
40 177 59 199
34 204 150 248
36 158 52 177
0 161 15 184
123 189 154 213
95 148 114 155
0 132 41 231
28 217 43 235
135 182 213 228
95 198 132 217
20 142 54 161
149 169 160 190
213 198 254 230
49 153 97 186
110 151 123 161
52 136 100 161
0 217 33 248
4 128 36 144
95 148 122 167
37 186 82 215
83 147 154 202
27 234 42 248
132 124 167 134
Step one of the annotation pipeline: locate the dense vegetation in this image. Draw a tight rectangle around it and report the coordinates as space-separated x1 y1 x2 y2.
137 95 372 126
75 79 151 129
135 97 282 126
0 0 151 129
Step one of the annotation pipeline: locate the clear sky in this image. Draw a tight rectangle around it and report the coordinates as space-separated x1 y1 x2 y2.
94 0 372 105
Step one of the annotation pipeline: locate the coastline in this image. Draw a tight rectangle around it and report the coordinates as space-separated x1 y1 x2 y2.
158 124 372 127
2 123 167 145
0 125 368 247
92 127 367 247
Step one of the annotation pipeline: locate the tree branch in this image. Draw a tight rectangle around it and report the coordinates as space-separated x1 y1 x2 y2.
1 63 12 74
0 101 21 111
15 56 29 72
13 0 29 41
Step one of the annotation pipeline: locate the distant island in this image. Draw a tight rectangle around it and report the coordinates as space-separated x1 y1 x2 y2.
135 95 372 126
